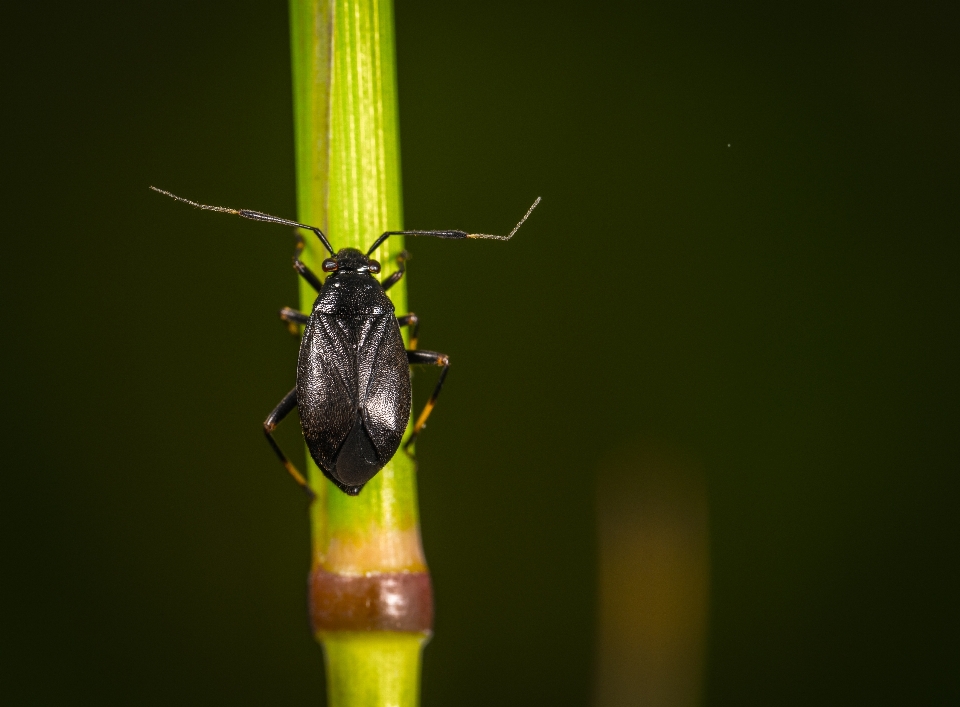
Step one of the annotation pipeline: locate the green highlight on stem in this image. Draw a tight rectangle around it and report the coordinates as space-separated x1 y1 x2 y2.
289 0 430 706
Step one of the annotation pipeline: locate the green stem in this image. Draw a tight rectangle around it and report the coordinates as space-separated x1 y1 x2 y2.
322 633 425 707
290 1 429 706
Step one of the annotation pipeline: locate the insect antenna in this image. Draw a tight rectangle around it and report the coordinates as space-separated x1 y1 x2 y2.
150 186 335 255
365 197 541 255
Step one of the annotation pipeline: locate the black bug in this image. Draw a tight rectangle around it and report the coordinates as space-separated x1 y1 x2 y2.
151 187 539 496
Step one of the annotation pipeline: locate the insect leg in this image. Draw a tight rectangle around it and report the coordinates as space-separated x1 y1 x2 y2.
280 307 310 335
263 387 315 499
293 232 324 292
396 313 420 350
405 350 450 450
381 250 411 292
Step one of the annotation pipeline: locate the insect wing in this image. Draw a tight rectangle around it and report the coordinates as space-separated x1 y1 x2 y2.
356 315 411 457
297 314 361 472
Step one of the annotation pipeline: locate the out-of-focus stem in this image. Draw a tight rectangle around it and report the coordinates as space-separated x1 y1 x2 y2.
289 1 431 705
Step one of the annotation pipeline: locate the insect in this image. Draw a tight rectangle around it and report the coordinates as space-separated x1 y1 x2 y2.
151 187 540 496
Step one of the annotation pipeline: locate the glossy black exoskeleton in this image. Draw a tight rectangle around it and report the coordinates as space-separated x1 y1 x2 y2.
293 246 417 494
151 187 539 496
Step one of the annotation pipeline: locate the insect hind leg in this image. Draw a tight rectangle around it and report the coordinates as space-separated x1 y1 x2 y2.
405 349 450 450
263 387 315 499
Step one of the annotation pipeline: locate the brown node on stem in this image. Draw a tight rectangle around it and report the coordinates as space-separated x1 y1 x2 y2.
309 569 434 633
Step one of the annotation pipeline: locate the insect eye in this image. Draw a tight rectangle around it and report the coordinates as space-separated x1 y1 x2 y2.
322 259 338 272
368 260 381 274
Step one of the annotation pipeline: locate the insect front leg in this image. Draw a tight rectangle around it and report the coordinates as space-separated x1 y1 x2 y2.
381 250 411 292
405 349 450 450
263 387 315 499
396 313 420 350
293 231 324 292
281 232 322 334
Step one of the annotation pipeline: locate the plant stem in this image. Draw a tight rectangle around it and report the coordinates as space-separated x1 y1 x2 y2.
289 1 430 705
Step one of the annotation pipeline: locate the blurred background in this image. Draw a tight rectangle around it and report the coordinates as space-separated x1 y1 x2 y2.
2 0 958 704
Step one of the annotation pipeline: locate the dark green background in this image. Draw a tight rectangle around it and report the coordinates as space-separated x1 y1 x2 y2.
2 0 957 704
